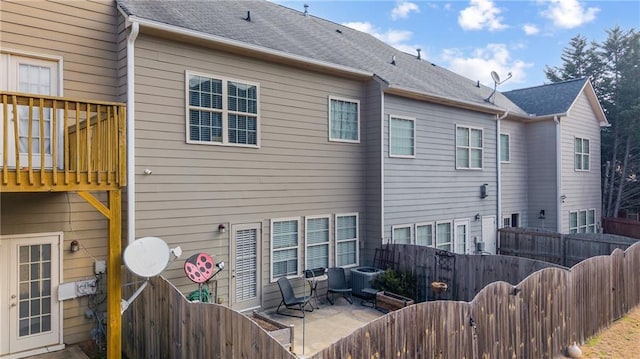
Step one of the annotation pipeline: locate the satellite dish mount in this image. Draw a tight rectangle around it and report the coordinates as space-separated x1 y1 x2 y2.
121 237 182 314
485 71 512 103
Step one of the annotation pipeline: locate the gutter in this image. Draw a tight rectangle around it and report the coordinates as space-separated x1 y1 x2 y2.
554 116 562 233
126 21 139 244
385 85 504 115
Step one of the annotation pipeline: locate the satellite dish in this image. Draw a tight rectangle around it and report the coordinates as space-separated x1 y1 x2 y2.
121 237 181 314
123 236 170 278
491 71 501 84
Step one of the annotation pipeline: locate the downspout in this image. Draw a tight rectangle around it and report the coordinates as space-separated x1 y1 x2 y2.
554 116 562 233
496 111 509 231
380 87 385 245
127 22 139 244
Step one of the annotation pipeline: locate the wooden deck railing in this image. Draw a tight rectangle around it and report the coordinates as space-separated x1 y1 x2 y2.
1 91 126 192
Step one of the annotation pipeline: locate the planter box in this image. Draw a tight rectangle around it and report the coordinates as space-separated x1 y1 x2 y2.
376 291 414 312
249 311 295 351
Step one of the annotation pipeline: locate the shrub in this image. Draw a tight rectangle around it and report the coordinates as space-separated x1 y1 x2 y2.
372 268 416 299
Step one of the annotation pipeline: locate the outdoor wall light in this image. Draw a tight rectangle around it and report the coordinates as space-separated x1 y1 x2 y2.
70 240 80 253
475 213 481 221
143 169 152 175
561 194 567 203
539 210 546 220
218 224 226 233
480 184 488 199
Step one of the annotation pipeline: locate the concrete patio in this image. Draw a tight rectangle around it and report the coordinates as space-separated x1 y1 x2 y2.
261 296 384 358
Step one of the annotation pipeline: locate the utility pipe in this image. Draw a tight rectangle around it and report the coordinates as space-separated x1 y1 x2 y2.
127 22 139 245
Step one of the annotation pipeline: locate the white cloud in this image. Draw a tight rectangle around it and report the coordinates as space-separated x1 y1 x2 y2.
523 24 540 35
444 3 452 11
391 1 420 20
343 21 425 56
540 0 599 29
458 0 508 31
440 44 533 87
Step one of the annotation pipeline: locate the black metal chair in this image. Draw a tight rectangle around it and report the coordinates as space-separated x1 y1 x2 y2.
326 267 353 305
276 277 314 318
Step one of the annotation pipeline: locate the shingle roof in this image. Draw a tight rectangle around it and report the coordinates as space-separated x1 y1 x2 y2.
118 0 528 114
502 78 588 116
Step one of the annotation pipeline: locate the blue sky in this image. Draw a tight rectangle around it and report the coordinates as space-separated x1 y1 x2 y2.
273 0 639 90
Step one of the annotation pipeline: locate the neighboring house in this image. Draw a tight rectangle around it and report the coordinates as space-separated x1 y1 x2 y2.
502 78 608 234
0 0 607 356
0 1 126 358
115 0 606 313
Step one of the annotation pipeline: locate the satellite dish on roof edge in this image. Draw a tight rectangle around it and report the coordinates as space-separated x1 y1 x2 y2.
121 237 182 314
491 71 501 84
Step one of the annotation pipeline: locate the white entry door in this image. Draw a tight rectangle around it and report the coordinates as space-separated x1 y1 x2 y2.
482 216 497 254
0 233 63 358
453 219 471 254
230 223 261 311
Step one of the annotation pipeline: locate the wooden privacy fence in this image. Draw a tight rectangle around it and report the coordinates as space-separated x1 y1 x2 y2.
499 227 639 266
375 244 563 302
121 271 296 359
603 217 640 239
310 243 640 359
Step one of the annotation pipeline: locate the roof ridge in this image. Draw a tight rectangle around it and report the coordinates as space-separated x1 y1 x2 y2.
503 77 588 94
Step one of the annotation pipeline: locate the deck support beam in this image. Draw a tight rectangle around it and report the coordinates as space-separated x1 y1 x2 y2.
77 190 122 359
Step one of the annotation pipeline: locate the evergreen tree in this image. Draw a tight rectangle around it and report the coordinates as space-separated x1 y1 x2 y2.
545 27 640 218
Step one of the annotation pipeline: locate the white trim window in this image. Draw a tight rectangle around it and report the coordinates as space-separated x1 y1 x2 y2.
305 215 330 270
270 218 300 281
456 126 483 169
435 221 453 251
503 213 519 228
415 223 434 247
574 137 590 171
335 213 359 267
389 116 416 158
454 219 470 254
569 209 596 233
391 224 412 244
329 96 359 143
186 71 259 147
502 216 511 228
500 133 510 163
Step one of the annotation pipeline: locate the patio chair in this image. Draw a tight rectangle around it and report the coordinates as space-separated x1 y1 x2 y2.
326 267 353 305
276 277 314 318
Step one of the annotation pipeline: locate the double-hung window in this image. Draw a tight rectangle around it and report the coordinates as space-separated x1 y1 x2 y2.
305 216 330 269
329 96 359 142
500 133 510 162
435 222 452 251
335 213 359 267
456 126 483 169
187 71 259 147
569 209 596 233
415 223 434 247
271 218 300 281
392 225 412 244
389 116 416 157
575 137 590 171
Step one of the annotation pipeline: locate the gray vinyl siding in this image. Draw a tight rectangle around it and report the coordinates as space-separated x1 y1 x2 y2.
1 0 120 346
131 34 368 310
560 92 602 232
0 193 109 345
382 94 497 245
362 81 383 265
526 120 558 231
500 119 529 227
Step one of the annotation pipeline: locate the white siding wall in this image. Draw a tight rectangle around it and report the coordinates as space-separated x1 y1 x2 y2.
560 92 602 232
132 35 369 310
500 119 529 227
383 94 497 248
526 120 558 231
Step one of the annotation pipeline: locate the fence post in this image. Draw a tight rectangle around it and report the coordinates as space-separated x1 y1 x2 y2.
561 234 567 267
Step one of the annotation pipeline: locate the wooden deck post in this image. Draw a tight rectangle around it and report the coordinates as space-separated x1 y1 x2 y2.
107 190 122 359
77 190 122 359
